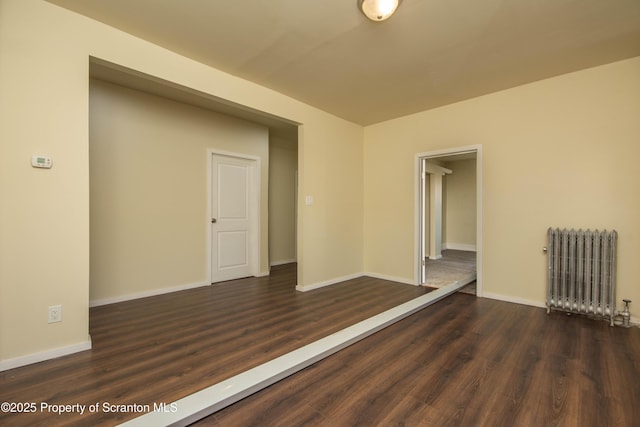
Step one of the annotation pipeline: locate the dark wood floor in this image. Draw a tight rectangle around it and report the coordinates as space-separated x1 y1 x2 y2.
202 294 640 427
0 264 431 426
2 264 639 426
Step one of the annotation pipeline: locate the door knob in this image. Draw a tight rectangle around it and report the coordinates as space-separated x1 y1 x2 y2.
211 218 217 223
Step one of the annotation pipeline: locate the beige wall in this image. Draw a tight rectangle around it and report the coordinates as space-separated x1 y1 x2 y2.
443 159 476 250
364 56 640 309
269 137 297 266
0 0 363 365
3 0 637 368
297 119 364 287
89 79 270 303
1 0 92 363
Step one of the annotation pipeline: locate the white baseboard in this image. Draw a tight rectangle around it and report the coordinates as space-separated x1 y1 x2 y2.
481 292 546 309
482 293 640 327
270 259 296 267
363 272 416 286
0 336 92 372
255 270 270 277
90 281 209 307
443 243 477 252
428 254 442 260
296 273 363 292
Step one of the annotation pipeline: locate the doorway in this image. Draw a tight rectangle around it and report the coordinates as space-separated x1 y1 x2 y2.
417 146 482 296
210 152 260 283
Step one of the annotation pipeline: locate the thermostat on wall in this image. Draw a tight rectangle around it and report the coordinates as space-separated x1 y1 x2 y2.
31 155 53 169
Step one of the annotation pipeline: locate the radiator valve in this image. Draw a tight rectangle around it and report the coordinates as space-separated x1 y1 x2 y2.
621 299 632 328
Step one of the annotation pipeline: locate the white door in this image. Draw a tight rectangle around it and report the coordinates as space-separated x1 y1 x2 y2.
211 154 257 283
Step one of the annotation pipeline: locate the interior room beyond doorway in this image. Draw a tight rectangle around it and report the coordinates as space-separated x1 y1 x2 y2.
424 249 477 294
419 149 479 294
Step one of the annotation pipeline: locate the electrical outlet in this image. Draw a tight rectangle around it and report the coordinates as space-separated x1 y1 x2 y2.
48 305 62 323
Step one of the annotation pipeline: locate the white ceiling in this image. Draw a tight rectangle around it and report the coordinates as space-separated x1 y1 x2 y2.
48 0 640 126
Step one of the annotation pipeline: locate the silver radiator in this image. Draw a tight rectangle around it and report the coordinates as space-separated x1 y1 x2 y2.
546 228 618 326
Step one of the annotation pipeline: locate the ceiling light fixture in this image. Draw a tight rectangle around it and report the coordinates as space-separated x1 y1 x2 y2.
358 0 402 22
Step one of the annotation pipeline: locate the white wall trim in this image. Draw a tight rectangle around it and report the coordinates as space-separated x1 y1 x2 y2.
296 273 363 292
482 293 640 327
0 336 92 372
443 243 477 252
90 281 209 307
270 259 297 267
120 281 467 426
425 163 452 175
364 272 416 286
481 292 546 309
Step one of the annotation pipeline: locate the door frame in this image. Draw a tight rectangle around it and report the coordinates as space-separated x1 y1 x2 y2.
207 149 261 284
414 145 483 296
